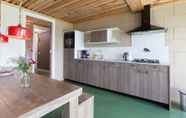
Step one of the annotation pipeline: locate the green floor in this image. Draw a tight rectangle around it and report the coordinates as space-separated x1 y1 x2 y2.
44 81 186 118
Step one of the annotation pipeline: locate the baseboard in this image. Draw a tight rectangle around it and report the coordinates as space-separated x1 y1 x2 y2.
37 69 50 73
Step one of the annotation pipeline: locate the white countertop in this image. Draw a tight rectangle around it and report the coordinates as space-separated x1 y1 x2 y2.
75 58 170 66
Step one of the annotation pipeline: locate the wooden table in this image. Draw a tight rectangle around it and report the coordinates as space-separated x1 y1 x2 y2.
0 74 82 118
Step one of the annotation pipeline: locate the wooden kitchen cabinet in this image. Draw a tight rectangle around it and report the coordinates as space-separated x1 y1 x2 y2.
118 63 130 94
130 64 169 104
64 49 74 79
102 62 111 89
127 64 141 97
150 65 169 104
75 60 88 83
64 59 170 106
137 65 153 100
87 61 96 86
108 63 121 91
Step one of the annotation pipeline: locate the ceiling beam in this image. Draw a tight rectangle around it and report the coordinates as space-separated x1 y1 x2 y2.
125 0 143 12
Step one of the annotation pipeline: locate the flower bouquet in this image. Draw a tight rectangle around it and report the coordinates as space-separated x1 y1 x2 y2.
12 57 36 88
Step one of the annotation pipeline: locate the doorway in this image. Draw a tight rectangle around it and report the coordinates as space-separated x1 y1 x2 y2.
26 16 52 77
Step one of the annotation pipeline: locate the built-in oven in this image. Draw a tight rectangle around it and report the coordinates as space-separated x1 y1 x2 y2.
64 31 75 48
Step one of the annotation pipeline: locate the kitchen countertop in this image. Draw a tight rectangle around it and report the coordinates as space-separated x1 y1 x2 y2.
75 58 170 66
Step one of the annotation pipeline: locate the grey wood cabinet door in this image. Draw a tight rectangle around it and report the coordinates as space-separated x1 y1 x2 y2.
64 49 70 79
81 61 89 84
109 63 121 91
159 66 169 104
150 65 169 104
128 64 140 97
64 49 74 79
87 61 101 87
102 62 111 89
99 62 106 88
119 63 130 94
75 60 85 82
138 65 152 99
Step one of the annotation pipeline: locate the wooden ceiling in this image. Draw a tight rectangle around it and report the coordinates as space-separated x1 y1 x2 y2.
26 16 51 28
2 0 179 23
125 0 180 12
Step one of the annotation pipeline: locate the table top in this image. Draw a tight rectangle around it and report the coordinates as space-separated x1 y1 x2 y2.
0 74 82 118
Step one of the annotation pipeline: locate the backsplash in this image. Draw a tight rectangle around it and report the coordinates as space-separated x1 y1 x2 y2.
131 31 169 64
82 31 169 64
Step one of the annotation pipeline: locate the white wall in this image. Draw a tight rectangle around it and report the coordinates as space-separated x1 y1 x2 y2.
1 2 73 80
131 31 169 64
1 3 25 67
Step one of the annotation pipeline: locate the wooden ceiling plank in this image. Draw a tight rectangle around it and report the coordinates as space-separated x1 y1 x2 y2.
26 0 47 9
46 0 124 16
59 3 127 20
54 3 126 19
41 0 81 13
7 0 14 2
31 0 59 11
70 7 129 23
35 0 78 12
23 0 38 7
44 0 91 14
47 0 117 16
125 0 144 11
49 0 123 15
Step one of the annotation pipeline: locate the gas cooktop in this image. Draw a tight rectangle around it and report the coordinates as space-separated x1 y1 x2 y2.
132 58 160 64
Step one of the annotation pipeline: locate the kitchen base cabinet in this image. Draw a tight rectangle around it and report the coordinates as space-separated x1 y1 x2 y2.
87 61 100 87
118 64 130 94
64 59 170 107
109 63 121 91
64 49 74 79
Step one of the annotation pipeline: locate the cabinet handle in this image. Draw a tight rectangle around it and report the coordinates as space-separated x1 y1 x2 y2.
137 70 148 74
145 71 148 74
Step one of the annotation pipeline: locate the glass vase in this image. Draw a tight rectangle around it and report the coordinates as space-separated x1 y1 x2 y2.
20 72 31 88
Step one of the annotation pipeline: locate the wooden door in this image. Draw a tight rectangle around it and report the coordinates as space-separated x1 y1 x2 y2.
37 31 51 71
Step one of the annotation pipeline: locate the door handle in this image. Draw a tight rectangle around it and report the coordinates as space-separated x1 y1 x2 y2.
49 50 52 54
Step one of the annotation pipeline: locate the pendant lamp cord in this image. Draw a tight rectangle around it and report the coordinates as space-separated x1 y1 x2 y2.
19 0 23 25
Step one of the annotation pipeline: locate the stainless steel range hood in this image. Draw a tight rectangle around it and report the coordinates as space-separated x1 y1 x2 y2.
127 5 165 34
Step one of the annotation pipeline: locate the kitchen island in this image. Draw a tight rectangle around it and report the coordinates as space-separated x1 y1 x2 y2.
0 74 83 118
64 50 170 109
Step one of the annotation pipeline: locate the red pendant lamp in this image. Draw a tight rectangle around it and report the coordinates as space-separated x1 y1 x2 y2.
0 33 9 43
8 1 32 40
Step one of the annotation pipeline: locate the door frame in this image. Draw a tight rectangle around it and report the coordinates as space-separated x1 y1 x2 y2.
23 13 55 79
